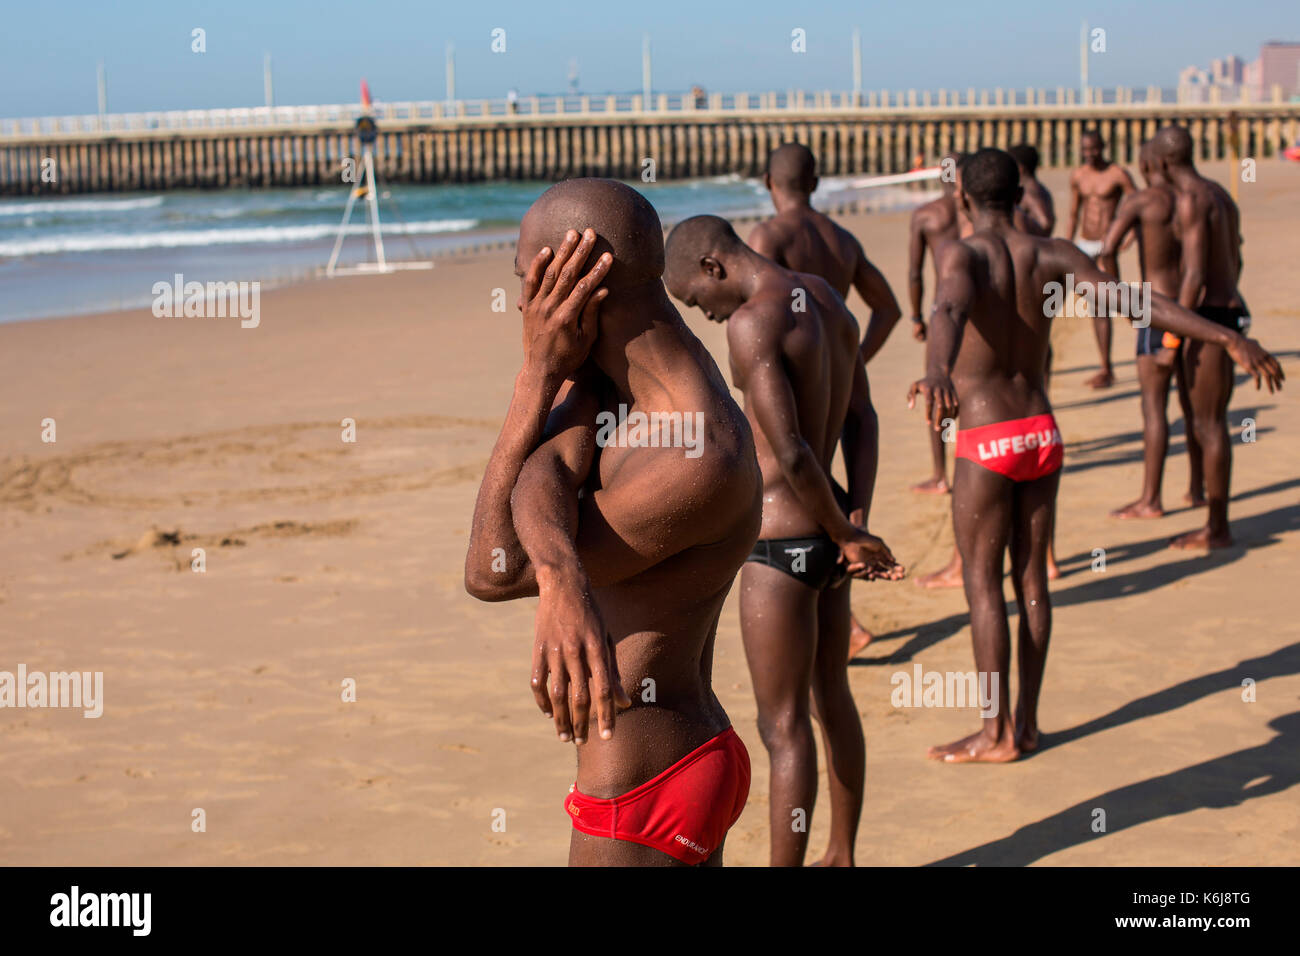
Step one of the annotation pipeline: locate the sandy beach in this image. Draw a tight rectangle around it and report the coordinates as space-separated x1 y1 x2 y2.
2 161 1297 866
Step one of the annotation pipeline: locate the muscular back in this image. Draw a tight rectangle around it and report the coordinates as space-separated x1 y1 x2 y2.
727 272 860 537
1177 176 1244 308
1130 185 1181 297
748 207 862 297
943 231 1090 427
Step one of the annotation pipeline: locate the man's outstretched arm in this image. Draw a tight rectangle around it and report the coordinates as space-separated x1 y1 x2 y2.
1060 242 1284 392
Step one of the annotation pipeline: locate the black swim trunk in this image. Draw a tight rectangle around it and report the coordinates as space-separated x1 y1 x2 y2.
745 534 846 591
1195 305 1251 334
1135 325 1161 356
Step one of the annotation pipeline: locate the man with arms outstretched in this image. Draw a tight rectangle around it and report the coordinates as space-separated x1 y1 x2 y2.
1101 139 1205 520
910 149 1282 762
747 141 904 656
666 214 901 865
1066 129 1136 389
465 179 764 865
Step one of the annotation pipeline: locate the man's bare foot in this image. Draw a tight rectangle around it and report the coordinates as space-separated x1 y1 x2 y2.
809 853 852 867
1046 554 1062 580
1183 490 1207 508
1014 714 1041 754
914 557 963 589
848 616 874 661
1170 526 1233 550
911 476 950 495
1084 369 1115 389
926 729 1020 763
1110 499 1164 519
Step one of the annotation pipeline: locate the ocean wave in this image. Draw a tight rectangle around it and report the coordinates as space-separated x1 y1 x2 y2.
0 196 166 216
0 219 479 257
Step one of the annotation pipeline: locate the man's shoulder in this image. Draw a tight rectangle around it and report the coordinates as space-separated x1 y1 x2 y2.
913 195 950 221
727 296 793 347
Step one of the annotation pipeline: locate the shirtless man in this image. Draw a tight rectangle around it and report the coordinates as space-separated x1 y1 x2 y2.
1008 144 1055 237
1101 140 1205 519
907 152 968 495
1154 125 1259 549
464 179 764 865
1067 130 1136 388
747 141 904 656
665 214 901 866
909 149 1282 762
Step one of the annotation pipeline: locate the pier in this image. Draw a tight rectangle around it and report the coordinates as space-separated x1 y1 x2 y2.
3 88 1298 195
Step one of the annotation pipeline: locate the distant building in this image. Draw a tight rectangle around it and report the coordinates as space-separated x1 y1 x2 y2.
1179 42 1299 102
1254 42 1300 99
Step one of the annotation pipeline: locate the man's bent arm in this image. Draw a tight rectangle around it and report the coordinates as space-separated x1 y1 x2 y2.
924 243 975 381
1065 174 1081 240
907 213 928 320
854 249 904 363
1099 193 1142 260
841 358 879 525
1176 191 1210 310
464 367 578 601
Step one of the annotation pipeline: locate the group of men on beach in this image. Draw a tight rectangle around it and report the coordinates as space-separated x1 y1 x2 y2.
465 128 1284 866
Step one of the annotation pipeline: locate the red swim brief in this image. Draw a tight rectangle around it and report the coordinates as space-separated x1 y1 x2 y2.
564 726 750 864
955 413 1064 482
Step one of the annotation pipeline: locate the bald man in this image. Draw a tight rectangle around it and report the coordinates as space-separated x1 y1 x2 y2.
911 149 1282 762
666 214 901 866
1067 129 1136 389
465 179 763 866
747 141 903 656
1153 125 1260 549
1100 140 1205 520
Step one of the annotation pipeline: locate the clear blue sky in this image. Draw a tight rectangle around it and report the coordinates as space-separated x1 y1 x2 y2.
3 0 1295 116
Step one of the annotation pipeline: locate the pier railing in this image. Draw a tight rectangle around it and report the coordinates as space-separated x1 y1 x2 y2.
3 88 1298 195
5 85 1296 139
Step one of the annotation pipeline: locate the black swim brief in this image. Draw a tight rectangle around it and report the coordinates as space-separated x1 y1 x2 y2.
745 534 846 591
1135 324 1182 357
1195 305 1251 334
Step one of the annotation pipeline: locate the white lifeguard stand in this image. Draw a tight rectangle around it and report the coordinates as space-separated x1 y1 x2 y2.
326 85 433 277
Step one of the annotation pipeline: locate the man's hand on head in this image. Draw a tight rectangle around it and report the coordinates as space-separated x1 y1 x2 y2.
520 228 613 385
530 565 632 745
